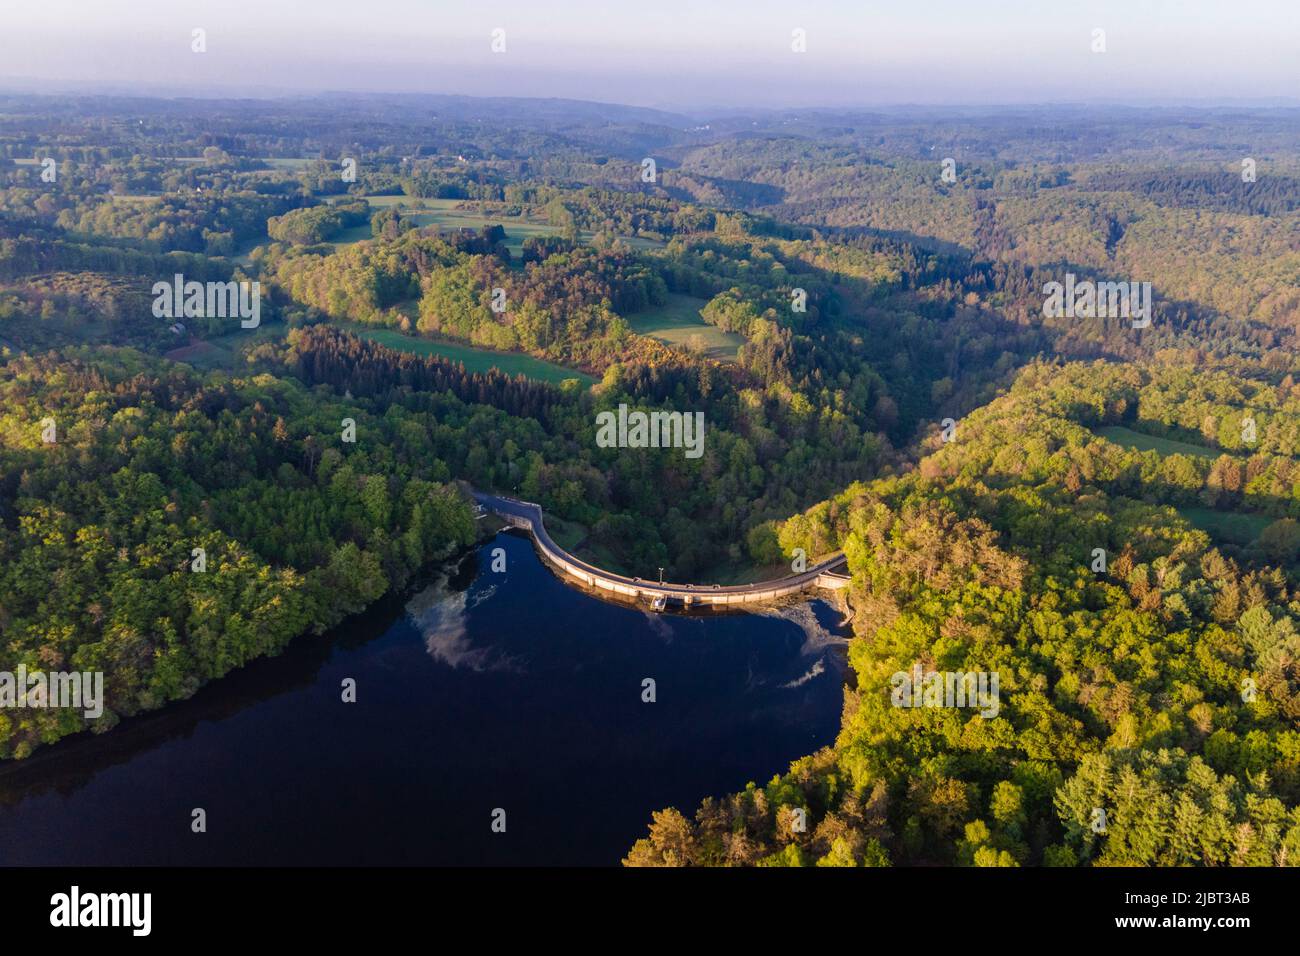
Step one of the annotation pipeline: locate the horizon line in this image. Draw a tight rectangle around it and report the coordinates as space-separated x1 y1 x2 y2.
3 78 1300 118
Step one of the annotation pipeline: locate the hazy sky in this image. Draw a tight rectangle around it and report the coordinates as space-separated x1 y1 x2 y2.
2 0 1298 110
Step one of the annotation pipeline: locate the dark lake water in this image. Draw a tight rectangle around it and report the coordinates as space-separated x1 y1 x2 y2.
0 531 848 866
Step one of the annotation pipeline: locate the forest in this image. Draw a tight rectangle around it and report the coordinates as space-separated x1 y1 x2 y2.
1 93 1298 867
628 361 1300 866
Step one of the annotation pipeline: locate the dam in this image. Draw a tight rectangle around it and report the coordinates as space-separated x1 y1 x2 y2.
472 491 850 609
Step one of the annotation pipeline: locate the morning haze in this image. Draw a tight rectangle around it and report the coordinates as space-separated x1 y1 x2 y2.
1 0 1297 108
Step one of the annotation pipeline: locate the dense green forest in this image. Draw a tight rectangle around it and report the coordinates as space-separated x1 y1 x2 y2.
628 362 1300 866
1 92 1298 867
0 348 477 756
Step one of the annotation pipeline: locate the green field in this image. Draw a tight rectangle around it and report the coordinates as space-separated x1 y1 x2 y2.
222 193 659 261
166 318 594 387
610 234 665 250
221 195 555 261
1177 507 1273 547
352 196 562 254
165 322 287 369
1094 425 1221 459
1095 427 1275 547
258 157 316 169
340 324 594 387
324 222 374 248
162 340 237 369
626 294 745 362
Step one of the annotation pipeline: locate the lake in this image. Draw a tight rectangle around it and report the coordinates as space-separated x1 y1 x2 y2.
0 531 847 866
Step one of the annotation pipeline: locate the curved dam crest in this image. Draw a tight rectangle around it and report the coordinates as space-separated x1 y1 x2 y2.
472 491 850 608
